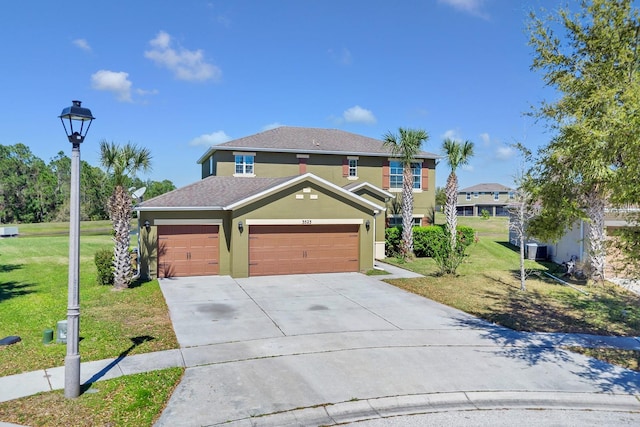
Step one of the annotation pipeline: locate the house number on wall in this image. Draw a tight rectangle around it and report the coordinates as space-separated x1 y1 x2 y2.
301 219 312 225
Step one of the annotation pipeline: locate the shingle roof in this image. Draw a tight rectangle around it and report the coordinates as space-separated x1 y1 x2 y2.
197 126 439 163
459 183 513 193
137 176 293 209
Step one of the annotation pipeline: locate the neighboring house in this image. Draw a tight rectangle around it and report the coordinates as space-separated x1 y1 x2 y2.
509 207 638 279
457 183 514 217
136 126 438 278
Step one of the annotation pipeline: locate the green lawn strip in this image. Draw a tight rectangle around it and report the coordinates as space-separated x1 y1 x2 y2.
0 234 178 376
0 367 184 427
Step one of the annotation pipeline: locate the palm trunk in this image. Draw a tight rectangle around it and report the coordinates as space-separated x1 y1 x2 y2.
444 172 458 250
108 185 132 289
585 190 606 283
401 164 414 258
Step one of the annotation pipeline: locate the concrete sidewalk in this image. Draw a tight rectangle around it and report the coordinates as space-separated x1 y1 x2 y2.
2 266 640 426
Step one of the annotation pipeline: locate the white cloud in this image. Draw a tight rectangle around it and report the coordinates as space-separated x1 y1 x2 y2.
135 88 159 96
73 38 91 52
462 164 475 172
189 131 231 146
438 0 489 19
91 70 132 102
145 31 222 82
442 129 461 141
496 145 516 160
262 122 284 131
480 132 490 145
328 47 352 65
343 105 376 124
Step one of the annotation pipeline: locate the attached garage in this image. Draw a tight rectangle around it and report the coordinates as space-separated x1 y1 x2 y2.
248 224 359 276
157 225 219 278
137 173 386 279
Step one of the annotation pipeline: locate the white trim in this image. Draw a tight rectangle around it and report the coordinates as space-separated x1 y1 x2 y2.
345 182 394 199
233 151 256 156
296 154 310 159
246 218 364 226
347 176 358 180
153 219 223 225
233 173 256 177
347 156 359 160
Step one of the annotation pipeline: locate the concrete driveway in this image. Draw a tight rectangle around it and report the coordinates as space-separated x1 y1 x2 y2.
155 270 640 426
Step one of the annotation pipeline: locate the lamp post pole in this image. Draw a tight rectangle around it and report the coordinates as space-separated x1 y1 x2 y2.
65 132 82 398
59 100 94 398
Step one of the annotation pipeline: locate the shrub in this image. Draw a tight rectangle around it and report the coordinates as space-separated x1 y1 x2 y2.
385 226 402 257
95 249 114 286
481 209 490 219
457 226 475 248
413 226 446 257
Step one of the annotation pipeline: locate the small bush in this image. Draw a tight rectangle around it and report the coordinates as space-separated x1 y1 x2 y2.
385 226 402 257
413 226 446 257
457 226 475 248
481 209 490 219
95 249 114 286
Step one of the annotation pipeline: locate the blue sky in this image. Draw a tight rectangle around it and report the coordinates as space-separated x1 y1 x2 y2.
1 0 559 190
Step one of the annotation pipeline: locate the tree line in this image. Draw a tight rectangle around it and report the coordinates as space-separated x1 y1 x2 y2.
0 143 175 224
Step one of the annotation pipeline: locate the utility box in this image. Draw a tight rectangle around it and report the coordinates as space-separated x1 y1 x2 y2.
527 243 547 260
56 320 67 344
0 227 18 237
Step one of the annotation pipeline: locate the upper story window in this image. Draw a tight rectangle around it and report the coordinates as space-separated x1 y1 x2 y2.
473 192 479 198
509 191 515 199
348 159 357 177
466 192 471 201
235 155 254 175
389 161 421 190
494 192 500 201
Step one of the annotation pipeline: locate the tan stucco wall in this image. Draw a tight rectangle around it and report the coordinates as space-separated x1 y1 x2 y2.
231 181 376 277
137 182 378 278
208 152 436 223
137 210 231 279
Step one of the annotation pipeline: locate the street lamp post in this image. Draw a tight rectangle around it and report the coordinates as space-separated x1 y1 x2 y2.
59 100 94 398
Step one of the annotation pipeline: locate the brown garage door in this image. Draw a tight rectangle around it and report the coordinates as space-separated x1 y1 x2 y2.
249 224 359 276
158 225 219 278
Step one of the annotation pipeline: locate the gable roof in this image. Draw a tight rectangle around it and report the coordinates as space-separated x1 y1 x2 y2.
459 183 513 193
136 173 385 213
343 182 394 200
197 126 439 164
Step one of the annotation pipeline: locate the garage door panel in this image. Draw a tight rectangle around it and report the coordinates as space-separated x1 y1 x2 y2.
158 225 219 278
249 224 359 276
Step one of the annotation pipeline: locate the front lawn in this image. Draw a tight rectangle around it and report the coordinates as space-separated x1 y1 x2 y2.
385 216 640 368
0 231 178 376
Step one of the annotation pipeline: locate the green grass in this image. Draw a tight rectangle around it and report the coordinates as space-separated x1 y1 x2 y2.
387 215 640 371
0 231 178 376
0 368 184 426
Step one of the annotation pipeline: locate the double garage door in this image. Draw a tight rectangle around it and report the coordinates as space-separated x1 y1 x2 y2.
157 223 359 277
249 224 360 276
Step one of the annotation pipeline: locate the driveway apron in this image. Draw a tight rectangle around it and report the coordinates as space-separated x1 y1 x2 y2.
156 273 640 426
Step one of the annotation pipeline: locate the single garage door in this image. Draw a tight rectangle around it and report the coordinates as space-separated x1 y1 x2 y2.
158 225 219 278
249 224 359 276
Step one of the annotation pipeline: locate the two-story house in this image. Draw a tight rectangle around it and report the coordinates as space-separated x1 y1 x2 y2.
457 183 514 217
136 126 438 278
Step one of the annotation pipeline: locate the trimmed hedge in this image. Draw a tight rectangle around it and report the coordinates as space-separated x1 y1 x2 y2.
385 224 475 258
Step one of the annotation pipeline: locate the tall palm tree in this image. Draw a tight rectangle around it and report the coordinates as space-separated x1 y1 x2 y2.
383 128 429 259
442 138 474 250
100 141 152 289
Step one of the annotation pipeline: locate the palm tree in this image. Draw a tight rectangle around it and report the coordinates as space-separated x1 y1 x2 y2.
442 138 474 250
100 141 152 289
383 128 429 259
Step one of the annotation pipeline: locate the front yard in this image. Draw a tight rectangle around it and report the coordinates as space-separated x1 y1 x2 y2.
385 215 640 369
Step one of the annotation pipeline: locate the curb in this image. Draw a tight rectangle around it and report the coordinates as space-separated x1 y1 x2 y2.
212 391 640 426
